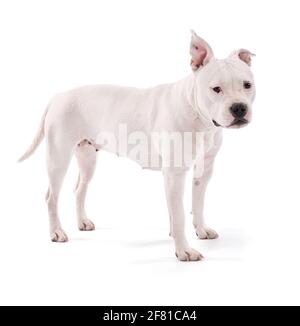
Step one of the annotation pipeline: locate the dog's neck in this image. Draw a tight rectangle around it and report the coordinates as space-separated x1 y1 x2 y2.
173 74 215 132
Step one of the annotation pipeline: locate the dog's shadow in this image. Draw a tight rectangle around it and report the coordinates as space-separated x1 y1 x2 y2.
123 228 245 250
129 228 246 264
71 227 246 264
123 239 173 248
198 228 246 251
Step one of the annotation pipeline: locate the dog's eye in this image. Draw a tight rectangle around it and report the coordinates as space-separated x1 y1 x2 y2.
243 81 252 89
212 86 222 94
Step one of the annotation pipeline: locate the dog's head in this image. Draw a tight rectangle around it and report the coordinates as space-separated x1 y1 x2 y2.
190 31 255 129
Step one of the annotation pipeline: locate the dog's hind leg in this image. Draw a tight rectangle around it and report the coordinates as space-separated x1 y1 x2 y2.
46 135 73 242
74 140 97 231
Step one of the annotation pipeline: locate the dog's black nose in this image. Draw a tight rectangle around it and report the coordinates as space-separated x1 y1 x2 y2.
230 103 247 118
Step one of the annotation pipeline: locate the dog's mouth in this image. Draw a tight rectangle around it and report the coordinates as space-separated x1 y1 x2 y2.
228 118 249 128
213 118 249 128
212 118 249 128
212 120 221 127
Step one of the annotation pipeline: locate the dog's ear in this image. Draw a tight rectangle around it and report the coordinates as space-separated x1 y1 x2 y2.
190 30 214 71
231 49 255 66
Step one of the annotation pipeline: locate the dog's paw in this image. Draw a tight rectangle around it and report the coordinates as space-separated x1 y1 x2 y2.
196 226 218 240
175 247 203 261
51 229 68 242
78 219 95 231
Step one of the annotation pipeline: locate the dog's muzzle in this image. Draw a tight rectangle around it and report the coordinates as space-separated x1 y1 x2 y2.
213 103 249 128
228 102 249 127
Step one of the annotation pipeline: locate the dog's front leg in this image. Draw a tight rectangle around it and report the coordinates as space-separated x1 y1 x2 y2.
192 130 222 240
192 154 219 240
163 168 203 261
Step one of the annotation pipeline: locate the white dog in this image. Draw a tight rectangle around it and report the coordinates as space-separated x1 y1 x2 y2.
19 31 255 261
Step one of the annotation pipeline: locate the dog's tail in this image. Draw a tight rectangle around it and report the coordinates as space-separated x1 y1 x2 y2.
17 105 49 162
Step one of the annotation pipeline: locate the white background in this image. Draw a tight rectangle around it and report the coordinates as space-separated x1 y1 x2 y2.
1 0 300 306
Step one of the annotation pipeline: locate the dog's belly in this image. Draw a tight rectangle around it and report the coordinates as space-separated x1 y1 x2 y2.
95 128 221 171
